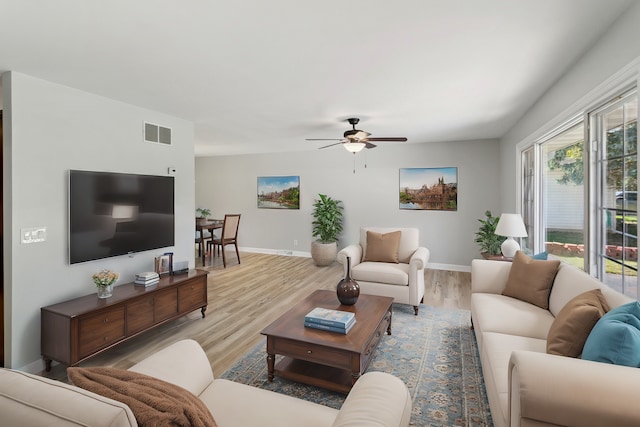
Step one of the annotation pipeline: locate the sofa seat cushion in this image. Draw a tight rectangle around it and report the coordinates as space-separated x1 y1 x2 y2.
480 332 547 427
200 379 338 427
68 367 216 427
471 293 555 342
546 289 610 357
0 368 136 427
583 301 640 367
352 262 409 286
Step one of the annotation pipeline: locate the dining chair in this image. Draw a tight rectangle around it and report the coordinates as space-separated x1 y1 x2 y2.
195 218 212 256
207 214 241 268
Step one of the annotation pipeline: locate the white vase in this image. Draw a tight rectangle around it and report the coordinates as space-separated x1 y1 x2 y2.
97 284 113 299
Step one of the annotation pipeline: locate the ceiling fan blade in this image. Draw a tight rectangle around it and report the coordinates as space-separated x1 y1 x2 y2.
318 141 345 149
364 142 377 149
365 137 407 142
306 138 343 141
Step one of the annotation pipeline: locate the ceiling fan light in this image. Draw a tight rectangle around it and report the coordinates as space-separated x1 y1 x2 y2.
344 142 366 153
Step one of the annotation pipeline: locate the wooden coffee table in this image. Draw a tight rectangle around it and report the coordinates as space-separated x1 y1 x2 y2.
260 289 393 393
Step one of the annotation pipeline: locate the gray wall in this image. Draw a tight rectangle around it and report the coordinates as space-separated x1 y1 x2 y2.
196 138 501 270
3 71 196 370
500 2 640 210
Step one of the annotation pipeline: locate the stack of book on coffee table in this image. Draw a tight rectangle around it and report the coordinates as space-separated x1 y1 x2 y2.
304 307 356 334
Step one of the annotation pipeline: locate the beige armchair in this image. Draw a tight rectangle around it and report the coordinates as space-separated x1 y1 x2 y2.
337 227 429 315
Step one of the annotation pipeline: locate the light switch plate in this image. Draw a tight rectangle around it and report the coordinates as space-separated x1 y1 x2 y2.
21 227 47 244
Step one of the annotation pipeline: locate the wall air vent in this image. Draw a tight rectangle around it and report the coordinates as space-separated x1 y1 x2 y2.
144 121 172 145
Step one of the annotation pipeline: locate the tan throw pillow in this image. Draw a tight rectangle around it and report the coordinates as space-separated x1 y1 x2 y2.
363 230 402 263
502 251 561 309
67 367 217 427
546 289 610 357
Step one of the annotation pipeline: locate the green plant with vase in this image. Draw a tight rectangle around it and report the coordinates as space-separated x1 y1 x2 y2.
196 208 211 219
475 210 506 255
311 194 343 266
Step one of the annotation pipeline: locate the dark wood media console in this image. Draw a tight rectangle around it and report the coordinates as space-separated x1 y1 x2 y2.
41 269 208 371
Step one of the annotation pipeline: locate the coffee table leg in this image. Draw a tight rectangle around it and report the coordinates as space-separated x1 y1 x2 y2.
351 371 361 387
267 352 275 382
386 309 393 335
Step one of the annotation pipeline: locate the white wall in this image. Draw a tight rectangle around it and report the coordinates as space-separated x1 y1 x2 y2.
196 138 501 270
2 71 195 370
500 2 640 210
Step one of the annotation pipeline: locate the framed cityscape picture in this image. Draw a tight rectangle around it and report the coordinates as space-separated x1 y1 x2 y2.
399 167 458 211
257 176 300 209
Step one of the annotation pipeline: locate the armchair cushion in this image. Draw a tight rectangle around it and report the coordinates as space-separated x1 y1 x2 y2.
363 230 401 263
352 262 409 286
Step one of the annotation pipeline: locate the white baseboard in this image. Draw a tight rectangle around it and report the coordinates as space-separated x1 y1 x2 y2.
426 262 471 273
239 247 311 258
19 358 48 374
239 247 469 272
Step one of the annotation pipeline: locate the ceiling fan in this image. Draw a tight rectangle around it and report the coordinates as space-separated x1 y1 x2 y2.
306 118 407 153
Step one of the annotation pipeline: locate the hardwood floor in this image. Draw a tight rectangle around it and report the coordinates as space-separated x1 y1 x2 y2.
42 251 471 380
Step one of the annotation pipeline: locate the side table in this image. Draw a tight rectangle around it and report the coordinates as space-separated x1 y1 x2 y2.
480 252 513 262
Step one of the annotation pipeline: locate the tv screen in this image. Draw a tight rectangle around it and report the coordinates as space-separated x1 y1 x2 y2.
69 170 175 264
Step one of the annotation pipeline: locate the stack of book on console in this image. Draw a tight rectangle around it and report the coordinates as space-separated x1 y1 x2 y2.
304 307 356 334
134 272 159 287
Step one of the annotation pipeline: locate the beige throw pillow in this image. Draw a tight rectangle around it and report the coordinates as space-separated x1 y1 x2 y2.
67 367 217 427
502 251 560 309
363 230 402 263
547 289 610 357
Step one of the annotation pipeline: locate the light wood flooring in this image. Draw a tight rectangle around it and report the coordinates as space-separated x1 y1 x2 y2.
43 251 470 380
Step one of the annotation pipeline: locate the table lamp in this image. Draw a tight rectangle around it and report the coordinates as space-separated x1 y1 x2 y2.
495 213 528 258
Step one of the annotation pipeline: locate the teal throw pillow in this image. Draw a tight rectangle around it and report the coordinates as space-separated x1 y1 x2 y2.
582 301 640 367
532 251 548 260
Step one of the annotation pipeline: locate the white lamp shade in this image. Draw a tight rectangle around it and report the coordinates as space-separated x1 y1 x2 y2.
495 214 527 238
343 142 365 153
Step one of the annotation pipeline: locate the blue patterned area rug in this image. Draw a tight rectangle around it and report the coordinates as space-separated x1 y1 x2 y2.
221 304 493 427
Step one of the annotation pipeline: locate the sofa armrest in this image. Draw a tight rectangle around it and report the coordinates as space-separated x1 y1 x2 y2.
409 247 429 270
337 244 363 277
332 372 411 427
509 351 640 427
471 259 512 294
128 339 214 397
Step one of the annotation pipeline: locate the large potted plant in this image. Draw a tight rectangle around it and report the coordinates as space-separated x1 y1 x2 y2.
311 194 344 266
475 210 506 256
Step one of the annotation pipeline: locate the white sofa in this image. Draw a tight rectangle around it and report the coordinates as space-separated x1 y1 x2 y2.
0 339 412 427
471 258 640 427
337 227 429 315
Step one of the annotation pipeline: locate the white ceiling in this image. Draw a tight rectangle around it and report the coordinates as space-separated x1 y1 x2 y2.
0 0 635 156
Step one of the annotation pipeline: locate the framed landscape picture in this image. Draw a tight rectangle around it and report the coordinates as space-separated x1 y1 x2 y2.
257 176 300 209
399 167 458 211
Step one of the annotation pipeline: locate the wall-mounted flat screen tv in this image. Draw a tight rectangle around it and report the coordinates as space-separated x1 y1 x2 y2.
69 170 175 264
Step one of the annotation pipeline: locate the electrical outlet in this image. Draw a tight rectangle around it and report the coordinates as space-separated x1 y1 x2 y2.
293 239 298 246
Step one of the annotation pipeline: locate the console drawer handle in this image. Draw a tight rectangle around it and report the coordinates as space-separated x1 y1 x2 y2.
103 318 109 323
307 350 312 354
104 336 109 341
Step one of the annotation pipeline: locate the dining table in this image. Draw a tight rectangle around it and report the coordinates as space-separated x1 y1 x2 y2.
196 219 223 264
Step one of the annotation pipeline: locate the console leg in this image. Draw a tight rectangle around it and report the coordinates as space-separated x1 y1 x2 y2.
44 357 52 372
201 306 207 318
